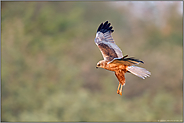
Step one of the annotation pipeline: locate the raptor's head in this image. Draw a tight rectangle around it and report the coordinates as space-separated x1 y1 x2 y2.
96 60 106 69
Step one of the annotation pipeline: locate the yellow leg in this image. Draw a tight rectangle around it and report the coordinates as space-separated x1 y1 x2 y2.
119 84 123 95
117 83 121 94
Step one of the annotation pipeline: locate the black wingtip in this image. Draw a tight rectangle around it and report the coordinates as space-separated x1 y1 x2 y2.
122 57 144 64
140 60 144 64
130 57 144 64
97 21 114 33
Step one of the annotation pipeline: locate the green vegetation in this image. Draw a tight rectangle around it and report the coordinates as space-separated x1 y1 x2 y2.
2 1 183 122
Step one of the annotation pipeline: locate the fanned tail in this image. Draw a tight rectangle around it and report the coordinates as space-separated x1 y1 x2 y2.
127 66 151 79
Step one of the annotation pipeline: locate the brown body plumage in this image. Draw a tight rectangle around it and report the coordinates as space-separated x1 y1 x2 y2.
94 21 151 95
96 60 127 95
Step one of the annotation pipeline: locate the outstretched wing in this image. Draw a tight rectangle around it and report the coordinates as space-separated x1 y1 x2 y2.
94 21 123 62
108 56 144 66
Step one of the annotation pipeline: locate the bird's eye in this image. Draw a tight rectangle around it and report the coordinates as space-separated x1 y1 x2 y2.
97 63 100 66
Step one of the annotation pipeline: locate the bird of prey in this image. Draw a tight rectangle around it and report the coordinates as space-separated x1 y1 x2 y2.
94 21 151 95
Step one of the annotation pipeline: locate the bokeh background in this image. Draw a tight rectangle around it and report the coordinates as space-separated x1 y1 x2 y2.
1 1 183 122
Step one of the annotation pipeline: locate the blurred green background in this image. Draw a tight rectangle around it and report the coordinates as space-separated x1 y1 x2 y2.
1 1 183 122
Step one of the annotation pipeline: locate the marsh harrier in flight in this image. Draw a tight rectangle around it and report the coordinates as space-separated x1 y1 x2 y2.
95 21 151 95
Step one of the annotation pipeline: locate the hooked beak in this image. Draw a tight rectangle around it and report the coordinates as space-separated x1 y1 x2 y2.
96 66 98 69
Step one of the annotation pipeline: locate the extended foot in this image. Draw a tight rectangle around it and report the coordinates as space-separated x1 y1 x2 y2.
117 90 122 95
117 83 121 94
117 90 120 94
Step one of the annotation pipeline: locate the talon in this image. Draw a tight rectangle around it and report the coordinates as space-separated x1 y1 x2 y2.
119 92 122 95
117 90 120 94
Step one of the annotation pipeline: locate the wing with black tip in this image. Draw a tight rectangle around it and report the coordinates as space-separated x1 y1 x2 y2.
108 57 144 66
94 21 123 61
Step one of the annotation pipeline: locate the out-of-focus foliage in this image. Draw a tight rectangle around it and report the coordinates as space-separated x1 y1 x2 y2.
1 1 183 122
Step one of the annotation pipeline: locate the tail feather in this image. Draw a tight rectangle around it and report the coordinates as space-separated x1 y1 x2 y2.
127 66 151 79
